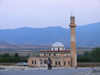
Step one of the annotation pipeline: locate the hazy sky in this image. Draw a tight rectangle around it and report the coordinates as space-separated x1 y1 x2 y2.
0 0 100 29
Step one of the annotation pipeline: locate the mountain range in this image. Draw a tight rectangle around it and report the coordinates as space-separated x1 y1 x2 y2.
0 22 100 47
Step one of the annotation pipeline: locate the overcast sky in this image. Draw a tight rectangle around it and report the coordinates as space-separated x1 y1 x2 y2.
0 0 100 29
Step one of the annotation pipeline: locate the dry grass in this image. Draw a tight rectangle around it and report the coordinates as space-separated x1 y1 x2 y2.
76 49 91 54
77 62 100 67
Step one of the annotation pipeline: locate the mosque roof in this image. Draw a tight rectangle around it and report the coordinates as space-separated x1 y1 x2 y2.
41 50 70 53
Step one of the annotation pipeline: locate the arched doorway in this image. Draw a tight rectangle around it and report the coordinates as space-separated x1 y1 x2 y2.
44 59 47 64
44 59 47 67
39 59 42 66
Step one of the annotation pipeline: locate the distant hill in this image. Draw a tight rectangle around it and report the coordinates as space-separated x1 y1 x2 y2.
0 40 10 46
76 22 100 46
0 22 100 47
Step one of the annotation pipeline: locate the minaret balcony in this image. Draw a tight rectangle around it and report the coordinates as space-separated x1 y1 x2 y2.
69 24 76 27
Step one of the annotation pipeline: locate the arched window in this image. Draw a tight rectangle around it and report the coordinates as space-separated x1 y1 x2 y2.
35 61 36 64
44 59 47 64
49 53 51 56
68 61 70 65
32 60 33 64
54 53 56 56
55 61 57 65
64 61 66 65
58 61 60 65
44 53 46 56
58 48 59 51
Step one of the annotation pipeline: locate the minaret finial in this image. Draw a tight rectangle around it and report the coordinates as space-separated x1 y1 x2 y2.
71 8 75 17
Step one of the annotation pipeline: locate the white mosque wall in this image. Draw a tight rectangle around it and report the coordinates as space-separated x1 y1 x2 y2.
51 47 65 51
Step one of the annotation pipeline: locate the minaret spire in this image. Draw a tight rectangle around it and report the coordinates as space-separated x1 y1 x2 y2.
71 8 75 17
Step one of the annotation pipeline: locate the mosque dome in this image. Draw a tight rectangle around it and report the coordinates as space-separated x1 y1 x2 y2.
51 42 65 51
52 42 64 47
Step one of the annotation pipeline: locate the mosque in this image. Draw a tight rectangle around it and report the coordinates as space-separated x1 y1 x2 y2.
28 10 77 67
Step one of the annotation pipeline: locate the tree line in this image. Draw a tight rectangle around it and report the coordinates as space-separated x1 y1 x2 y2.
0 53 28 63
0 47 100 63
78 47 100 62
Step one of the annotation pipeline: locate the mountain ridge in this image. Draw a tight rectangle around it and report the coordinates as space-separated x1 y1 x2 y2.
0 22 100 47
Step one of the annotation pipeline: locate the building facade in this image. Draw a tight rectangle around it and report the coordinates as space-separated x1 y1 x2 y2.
28 42 71 67
28 11 77 67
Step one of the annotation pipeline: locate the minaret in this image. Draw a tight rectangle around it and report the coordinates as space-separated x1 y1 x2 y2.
69 10 77 67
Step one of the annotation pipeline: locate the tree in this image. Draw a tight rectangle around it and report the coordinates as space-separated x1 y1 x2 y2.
14 53 19 57
1 53 11 58
84 51 89 57
89 47 100 62
0 53 28 63
14 53 21 62
77 57 92 62
77 47 100 62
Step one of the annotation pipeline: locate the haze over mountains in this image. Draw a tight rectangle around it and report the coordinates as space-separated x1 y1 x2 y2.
0 22 100 47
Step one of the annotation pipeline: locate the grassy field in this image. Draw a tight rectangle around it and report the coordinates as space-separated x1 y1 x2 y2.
76 49 91 54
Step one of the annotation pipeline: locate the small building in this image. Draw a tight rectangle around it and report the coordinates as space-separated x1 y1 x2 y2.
28 42 71 67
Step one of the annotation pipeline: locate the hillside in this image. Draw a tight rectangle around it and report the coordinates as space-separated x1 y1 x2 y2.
0 22 100 47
